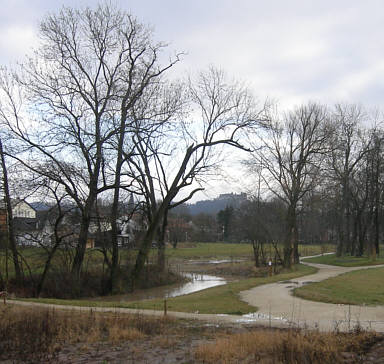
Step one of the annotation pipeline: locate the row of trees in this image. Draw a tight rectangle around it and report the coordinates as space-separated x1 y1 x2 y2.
0 3 266 295
246 103 383 267
171 102 384 270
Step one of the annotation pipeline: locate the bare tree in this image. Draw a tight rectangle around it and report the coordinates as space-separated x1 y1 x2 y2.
0 3 181 291
32 181 73 297
129 67 267 286
327 104 370 256
248 103 330 267
0 138 22 283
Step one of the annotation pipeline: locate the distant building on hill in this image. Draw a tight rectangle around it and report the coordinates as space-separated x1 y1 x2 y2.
216 192 247 202
187 192 248 216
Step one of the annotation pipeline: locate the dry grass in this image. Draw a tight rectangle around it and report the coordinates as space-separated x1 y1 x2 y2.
0 304 176 362
1 304 380 363
195 329 379 364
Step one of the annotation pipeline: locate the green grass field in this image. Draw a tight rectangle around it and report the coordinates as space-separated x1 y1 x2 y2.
19 264 317 315
2 243 334 277
160 242 334 260
294 267 384 305
161 242 253 259
302 253 384 267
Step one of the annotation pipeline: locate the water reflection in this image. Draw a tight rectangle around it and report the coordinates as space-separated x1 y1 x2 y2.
187 259 244 265
166 273 226 298
92 273 226 303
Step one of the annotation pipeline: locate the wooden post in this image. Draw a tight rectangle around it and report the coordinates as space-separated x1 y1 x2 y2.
164 299 167 316
268 259 272 277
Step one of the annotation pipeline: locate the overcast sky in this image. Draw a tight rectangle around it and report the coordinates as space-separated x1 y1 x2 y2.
2 0 384 109
1 0 384 200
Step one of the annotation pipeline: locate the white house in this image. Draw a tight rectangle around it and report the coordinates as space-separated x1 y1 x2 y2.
12 199 36 218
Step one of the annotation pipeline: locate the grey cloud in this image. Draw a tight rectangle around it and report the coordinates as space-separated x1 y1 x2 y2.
1 0 384 109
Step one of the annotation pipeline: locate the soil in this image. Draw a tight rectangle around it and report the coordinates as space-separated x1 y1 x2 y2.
1 321 252 364
4 323 384 364
53 335 384 364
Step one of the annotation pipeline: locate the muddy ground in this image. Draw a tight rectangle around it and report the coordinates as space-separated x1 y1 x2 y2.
3 318 384 364
53 333 384 364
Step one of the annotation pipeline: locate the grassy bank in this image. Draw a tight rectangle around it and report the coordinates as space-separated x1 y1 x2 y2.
19 264 317 315
294 267 384 305
302 253 384 267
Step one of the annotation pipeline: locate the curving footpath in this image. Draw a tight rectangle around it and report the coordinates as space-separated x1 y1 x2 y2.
7 256 384 332
240 257 384 332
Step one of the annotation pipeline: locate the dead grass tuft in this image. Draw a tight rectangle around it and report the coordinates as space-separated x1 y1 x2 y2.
0 305 176 362
195 328 379 364
108 326 145 343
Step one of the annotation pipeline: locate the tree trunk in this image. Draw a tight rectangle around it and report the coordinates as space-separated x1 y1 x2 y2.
71 205 93 292
108 108 129 293
252 240 260 267
131 197 172 289
36 244 59 297
374 197 380 256
157 211 168 271
284 205 297 268
108 180 121 294
0 139 22 284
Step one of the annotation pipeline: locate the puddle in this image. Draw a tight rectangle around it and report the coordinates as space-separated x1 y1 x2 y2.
91 273 226 302
237 312 289 323
187 259 245 265
166 273 226 298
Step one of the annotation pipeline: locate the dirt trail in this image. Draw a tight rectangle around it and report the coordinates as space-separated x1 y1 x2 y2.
240 259 384 332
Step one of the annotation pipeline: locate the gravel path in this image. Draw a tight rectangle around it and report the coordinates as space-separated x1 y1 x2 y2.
240 259 384 332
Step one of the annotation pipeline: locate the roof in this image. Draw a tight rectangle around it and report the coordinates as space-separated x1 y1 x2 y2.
11 198 36 211
29 202 51 211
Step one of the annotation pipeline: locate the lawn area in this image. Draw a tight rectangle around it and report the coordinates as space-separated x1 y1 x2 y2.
2 243 334 277
160 242 334 260
302 253 384 267
20 264 317 315
162 242 253 259
294 267 384 305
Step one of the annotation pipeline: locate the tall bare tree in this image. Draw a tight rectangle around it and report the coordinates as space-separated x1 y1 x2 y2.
248 103 330 267
0 138 22 283
129 67 267 285
328 104 370 256
0 3 180 291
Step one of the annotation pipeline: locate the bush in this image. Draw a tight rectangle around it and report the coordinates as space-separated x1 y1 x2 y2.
4 263 185 299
